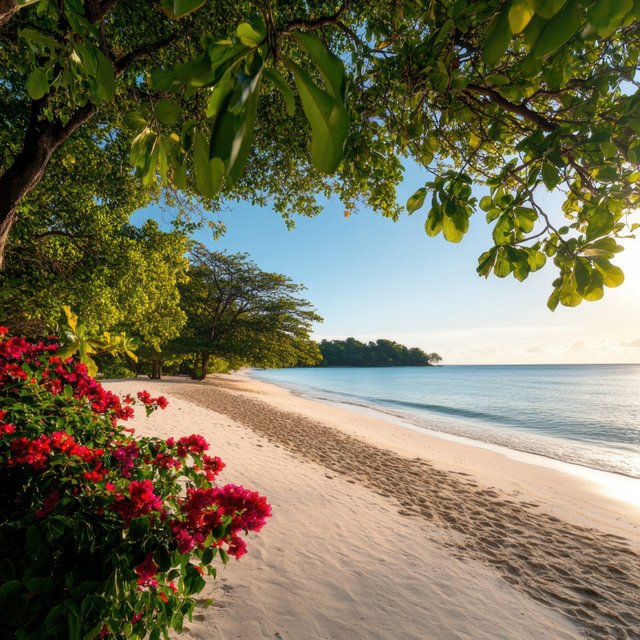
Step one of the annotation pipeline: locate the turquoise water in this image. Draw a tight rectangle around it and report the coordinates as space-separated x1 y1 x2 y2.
250 365 640 478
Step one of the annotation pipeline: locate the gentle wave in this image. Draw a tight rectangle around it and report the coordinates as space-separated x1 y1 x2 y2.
251 365 640 479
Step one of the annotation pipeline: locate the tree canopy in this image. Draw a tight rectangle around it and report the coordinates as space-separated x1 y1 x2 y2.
171 246 322 378
316 338 442 367
1 0 639 310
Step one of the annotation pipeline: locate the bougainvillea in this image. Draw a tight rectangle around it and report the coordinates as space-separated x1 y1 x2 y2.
0 329 271 639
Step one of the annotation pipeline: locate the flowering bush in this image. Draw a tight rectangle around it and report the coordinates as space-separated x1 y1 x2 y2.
0 328 271 639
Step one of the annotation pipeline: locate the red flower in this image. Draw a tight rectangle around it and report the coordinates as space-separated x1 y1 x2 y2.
175 434 209 458
0 423 16 436
134 553 158 587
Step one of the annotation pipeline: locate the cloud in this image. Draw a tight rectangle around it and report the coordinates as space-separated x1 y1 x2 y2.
623 338 640 348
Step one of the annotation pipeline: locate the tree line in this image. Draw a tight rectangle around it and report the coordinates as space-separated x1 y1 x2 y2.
1 232 322 378
312 338 442 368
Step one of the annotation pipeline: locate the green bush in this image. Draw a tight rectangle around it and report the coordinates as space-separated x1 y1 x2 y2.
0 328 271 639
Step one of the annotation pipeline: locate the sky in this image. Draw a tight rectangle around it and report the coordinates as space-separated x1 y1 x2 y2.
133 161 640 365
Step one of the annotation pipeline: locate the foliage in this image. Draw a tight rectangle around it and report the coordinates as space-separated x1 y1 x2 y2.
1 0 639 308
172 245 322 379
55 306 140 378
0 328 271 639
1 219 189 349
316 338 442 367
397 0 640 309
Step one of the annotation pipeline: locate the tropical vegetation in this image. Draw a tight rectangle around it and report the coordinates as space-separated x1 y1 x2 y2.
0 328 271 639
315 338 442 367
1 0 639 310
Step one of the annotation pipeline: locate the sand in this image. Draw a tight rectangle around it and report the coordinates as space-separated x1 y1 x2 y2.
106 374 640 640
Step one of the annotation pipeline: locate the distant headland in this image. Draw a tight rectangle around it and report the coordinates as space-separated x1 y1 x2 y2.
306 338 442 367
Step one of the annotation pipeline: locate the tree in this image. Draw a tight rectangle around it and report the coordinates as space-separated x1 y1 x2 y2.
317 338 440 367
174 245 322 379
1 1 639 308
0 215 189 350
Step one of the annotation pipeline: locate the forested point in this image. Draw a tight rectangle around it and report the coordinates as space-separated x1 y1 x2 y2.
311 338 442 367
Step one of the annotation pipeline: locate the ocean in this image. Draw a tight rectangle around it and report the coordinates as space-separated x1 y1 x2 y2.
250 364 640 479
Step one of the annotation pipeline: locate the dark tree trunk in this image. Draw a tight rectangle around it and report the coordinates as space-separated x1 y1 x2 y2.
195 352 210 380
150 359 162 380
0 102 95 268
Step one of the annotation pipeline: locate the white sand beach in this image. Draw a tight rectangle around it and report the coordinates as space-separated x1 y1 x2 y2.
106 374 640 640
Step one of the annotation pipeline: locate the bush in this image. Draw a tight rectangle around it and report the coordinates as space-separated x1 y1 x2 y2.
0 328 271 639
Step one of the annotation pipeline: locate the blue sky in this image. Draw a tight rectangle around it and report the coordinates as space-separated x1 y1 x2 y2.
133 161 640 365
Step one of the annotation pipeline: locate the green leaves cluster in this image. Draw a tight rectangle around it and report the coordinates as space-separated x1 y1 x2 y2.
394 0 640 308
57 306 139 377
483 0 640 65
408 171 476 243
3 0 640 313
20 1 115 110
123 17 348 199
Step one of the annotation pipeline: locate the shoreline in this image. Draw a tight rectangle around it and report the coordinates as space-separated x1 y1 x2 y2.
242 370 640 541
106 375 640 639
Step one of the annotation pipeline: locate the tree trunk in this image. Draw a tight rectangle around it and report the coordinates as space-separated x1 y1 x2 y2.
150 359 162 380
0 101 95 268
196 352 210 380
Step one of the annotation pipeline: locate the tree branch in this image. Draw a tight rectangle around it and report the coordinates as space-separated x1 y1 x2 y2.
282 0 350 34
465 83 559 133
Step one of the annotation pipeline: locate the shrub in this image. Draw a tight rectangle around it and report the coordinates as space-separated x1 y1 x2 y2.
0 328 271 639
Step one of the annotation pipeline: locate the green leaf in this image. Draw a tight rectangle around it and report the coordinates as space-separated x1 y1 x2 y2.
265 67 296 116
425 205 443 237
493 247 513 277
525 248 547 271
593 258 624 287
509 0 535 34
581 237 622 258
172 0 206 18
193 130 223 197
541 161 561 190
532 0 582 59
236 21 264 45
559 275 582 306
62 305 78 332
582 270 604 301
514 207 537 233
492 214 514 245
533 0 567 19
26 67 48 99
479 195 493 212
574 258 591 293
587 0 633 37
585 208 614 241
406 188 427 213
287 59 349 174
292 32 346 102
123 112 148 131
205 72 234 118
95 50 115 103
226 68 264 184
547 286 561 311
477 247 498 277
155 99 182 125
442 205 469 243
483 10 512 66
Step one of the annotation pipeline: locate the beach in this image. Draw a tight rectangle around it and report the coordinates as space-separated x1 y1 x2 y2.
106 374 640 640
